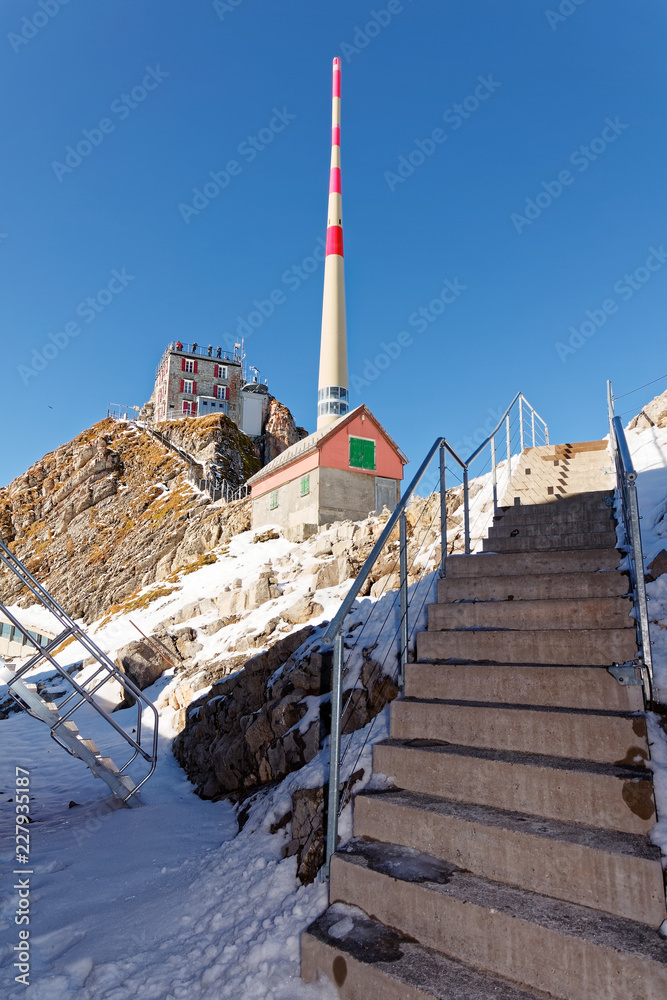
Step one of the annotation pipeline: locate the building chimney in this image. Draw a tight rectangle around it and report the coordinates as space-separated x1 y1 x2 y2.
317 57 349 430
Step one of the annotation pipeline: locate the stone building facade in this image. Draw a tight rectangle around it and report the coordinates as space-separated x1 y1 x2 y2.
153 342 244 425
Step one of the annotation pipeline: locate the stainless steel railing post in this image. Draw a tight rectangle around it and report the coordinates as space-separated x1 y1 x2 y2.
463 467 471 555
439 443 447 578
323 630 344 879
399 512 408 687
519 397 525 452
491 436 498 514
626 474 653 699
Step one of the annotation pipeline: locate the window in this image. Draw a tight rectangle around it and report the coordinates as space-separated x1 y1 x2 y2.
215 364 228 379
215 385 228 401
182 359 195 374
300 475 310 496
269 490 278 510
349 437 376 471
182 379 193 394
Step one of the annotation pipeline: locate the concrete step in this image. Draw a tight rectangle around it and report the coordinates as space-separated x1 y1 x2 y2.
302 906 554 1000
527 440 609 457
390 699 649 765
427 596 633 631
491 516 616 535
503 487 612 505
493 491 614 520
373 740 657 835
404 662 644 711
482 532 617 552
416 626 637 666
437 570 628 602
329 842 667 1000
487 519 614 539
445 549 621 578
354 790 666 924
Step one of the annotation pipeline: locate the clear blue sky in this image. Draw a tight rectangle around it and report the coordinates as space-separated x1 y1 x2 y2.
1 0 666 487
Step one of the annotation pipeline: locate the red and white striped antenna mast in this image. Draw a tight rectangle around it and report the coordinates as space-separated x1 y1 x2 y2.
317 56 349 429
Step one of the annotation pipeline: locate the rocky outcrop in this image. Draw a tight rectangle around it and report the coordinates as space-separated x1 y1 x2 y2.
151 412 260 487
0 419 253 622
628 387 667 430
173 625 399 802
115 639 171 691
261 398 308 464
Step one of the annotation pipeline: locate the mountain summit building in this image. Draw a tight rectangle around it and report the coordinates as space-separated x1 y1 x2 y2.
247 405 406 538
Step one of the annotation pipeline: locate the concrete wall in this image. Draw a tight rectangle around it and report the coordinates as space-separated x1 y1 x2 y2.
252 466 400 531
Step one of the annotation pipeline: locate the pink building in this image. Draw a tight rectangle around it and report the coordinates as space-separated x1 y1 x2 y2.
247 405 407 537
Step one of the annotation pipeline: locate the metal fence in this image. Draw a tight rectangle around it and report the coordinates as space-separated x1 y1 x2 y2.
320 391 548 878
607 380 653 704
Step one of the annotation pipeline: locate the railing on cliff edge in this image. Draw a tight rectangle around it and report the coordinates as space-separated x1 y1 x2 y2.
107 408 250 506
320 392 548 879
607 380 654 705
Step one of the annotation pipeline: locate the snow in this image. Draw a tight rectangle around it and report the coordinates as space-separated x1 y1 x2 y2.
0 506 428 997
0 660 386 998
2 424 667 997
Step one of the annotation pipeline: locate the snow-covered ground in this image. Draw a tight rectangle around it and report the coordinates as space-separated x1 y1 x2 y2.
0 509 441 999
1 428 667 997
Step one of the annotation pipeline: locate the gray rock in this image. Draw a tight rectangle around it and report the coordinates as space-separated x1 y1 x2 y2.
115 639 169 691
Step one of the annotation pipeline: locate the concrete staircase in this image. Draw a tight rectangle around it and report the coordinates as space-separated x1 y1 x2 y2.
301 441 667 999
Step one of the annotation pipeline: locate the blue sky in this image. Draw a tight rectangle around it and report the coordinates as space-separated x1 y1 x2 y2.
1 0 666 487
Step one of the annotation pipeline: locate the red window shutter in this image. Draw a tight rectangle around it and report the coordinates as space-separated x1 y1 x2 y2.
224 387 229 400
214 364 219 378
181 358 185 371
193 381 197 394
179 379 184 392
194 361 198 374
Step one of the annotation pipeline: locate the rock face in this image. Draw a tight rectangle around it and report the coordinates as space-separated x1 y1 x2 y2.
150 412 259 487
0 419 255 622
173 626 399 802
261 398 308 464
628 387 667 430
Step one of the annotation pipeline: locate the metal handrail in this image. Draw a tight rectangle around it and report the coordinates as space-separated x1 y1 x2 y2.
321 391 548 877
607 380 653 704
0 539 159 800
